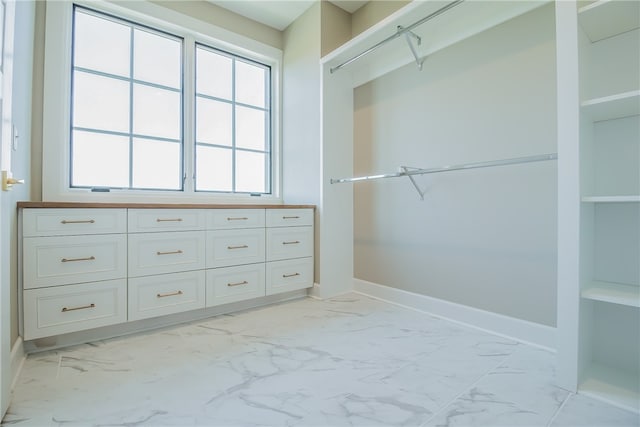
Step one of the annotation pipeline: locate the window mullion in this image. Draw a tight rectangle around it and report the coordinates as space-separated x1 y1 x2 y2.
183 35 195 194
128 25 135 189
231 58 237 193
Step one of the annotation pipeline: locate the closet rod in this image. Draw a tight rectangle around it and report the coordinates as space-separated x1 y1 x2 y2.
330 153 558 184
330 0 464 74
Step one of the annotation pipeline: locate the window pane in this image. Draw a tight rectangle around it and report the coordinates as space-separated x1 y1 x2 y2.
235 150 267 193
235 60 266 108
74 9 130 77
133 84 181 139
196 47 232 100
72 130 129 188
73 71 130 133
196 145 232 192
236 106 267 151
132 138 181 190
133 29 181 89
196 97 232 147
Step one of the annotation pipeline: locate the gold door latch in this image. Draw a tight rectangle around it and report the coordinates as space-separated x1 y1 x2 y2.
1 170 24 191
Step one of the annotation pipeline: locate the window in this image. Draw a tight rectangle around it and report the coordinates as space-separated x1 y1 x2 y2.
46 2 279 202
195 45 271 194
71 7 183 190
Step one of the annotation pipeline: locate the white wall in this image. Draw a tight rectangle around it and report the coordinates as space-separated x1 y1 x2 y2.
282 3 322 283
353 4 558 326
9 0 35 345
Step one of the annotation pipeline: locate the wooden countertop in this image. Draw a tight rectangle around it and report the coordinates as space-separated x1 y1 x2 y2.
17 201 316 209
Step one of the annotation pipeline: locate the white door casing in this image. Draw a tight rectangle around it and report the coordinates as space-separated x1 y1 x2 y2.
0 0 16 418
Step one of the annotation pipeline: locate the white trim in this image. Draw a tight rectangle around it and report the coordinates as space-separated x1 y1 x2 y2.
354 278 556 351
10 337 25 391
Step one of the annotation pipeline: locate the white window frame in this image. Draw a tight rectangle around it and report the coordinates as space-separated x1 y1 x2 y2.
42 0 282 204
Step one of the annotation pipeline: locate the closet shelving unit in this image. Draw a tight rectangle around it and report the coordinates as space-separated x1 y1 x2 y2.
321 0 550 87
565 0 639 412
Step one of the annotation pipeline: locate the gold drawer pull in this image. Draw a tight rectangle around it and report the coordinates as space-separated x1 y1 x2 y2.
157 290 183 298
156 218 183 222
156 250 183 256
61 219 95 224
227 217 248 221
227 280 248 287
61 256 96 263
282 241 300 245
282 216 300 219
283 273 300 278
227 245 248 250
62 303 95 312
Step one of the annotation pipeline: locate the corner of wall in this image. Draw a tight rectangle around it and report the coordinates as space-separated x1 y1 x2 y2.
351 0 410 38
320 0 351 57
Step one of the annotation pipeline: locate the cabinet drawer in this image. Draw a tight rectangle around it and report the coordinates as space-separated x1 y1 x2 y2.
22 209 126 237
207 209 265 230
266 209 313 227
206 229 265 268
266 226 313 261
206 264 265 307
128 270 205 321
128 209 206 233
23 279 127 340
266 258 313 295
128 231 205 277
24 235 127 289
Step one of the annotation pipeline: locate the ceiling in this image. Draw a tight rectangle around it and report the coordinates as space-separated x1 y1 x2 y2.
206 0 368 31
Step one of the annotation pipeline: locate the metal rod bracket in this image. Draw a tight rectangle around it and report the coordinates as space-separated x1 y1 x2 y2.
401 166 426 200
398 26 425 70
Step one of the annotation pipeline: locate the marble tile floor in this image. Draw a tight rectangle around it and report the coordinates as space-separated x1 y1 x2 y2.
2 293 638 427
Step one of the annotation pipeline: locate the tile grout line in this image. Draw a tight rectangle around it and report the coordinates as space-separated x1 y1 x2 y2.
545 391 573 427
419 344 523 426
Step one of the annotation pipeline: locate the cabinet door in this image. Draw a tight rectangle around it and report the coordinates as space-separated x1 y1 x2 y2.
23 279 127 340
128 270 205 321
206 229 265 268
23 234 127 289
266 209 313 227
266 226 313 261
128 231 206 277
207 209 265 230
206 264 265 307
128 209 206 233
23 208 126 237
266 257 313 295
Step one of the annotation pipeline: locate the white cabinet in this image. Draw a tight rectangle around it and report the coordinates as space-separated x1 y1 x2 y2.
23 279 127 340
128 231 206 277
265 209 314 295
23 234 127 289
266 258 314 296
266 226 313 262
128 270 205 321
22 209 128 340
128 209 206 233
21 205 314 341
23 208 126 237
557 0 639 413
207 209 265 230
206 263 265 306
206 228 266 268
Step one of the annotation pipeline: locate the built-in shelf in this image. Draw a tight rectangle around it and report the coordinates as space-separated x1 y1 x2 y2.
581 195 640 203
581 90 640 122
321 0 550 87
582 281 640 308
578 0 640 42
580 363 640 413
